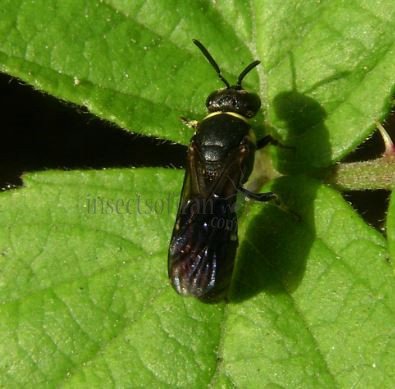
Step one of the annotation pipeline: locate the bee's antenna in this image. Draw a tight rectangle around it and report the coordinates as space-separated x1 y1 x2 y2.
237 60 260 87
193 39 230 88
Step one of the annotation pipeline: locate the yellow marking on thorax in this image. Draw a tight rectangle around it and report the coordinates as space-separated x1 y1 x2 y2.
203 111 249 123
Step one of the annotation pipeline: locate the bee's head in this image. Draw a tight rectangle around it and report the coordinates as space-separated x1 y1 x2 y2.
206 86 261 118
193 39 261 119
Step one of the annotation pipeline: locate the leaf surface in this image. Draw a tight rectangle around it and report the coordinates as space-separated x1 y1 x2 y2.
0 171 394 387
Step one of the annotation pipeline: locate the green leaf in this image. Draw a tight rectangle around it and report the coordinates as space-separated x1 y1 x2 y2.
388 190 395 265
0 169 220 387
258 1 395 172
1 1 394 170
0 0 260 145
0 171 394 387
228 176 395 387
1 1 394 387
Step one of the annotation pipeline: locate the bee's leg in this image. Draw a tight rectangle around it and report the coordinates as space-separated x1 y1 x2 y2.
256 135 293 150
240 187 300 220
239 187 277 202
256 135 275 150
180 117 199 129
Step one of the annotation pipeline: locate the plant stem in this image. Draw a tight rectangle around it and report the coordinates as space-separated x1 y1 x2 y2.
328 155 395 191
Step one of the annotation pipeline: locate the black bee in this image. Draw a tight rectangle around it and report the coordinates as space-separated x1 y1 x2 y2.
168 40 275 301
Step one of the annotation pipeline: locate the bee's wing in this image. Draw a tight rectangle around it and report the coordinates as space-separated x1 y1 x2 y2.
168 141 253 301
168 195 238 301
